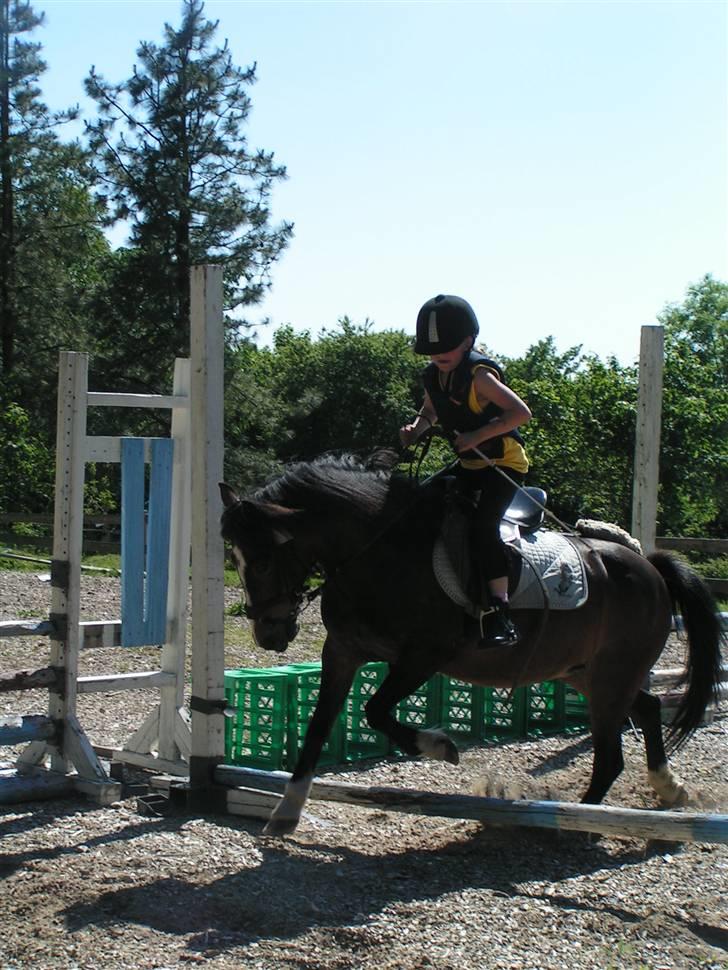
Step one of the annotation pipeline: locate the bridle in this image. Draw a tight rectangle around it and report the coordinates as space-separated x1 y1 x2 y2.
239 536 317 624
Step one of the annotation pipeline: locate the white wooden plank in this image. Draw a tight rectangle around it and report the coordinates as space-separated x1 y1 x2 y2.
158 358 192 762
87 392 189 410
110 749 190 776
77 670 176 693
85 436 162 463
123 705 160 755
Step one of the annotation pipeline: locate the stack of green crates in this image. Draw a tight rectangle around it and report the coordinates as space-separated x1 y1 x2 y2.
223 662 584 770
224 668 289 770
526 680 566 737
564 685 590 730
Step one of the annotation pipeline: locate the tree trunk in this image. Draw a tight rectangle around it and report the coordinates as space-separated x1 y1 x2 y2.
0 0 17 374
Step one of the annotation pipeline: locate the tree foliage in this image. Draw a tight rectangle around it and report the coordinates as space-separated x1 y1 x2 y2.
659 275 728 535
84 0 292 381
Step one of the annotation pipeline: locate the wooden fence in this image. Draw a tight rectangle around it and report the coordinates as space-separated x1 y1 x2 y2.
0 512 120 556
1 514 726 596
655 536 728 597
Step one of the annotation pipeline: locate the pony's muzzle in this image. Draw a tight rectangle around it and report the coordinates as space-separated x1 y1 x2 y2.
252 615 299 652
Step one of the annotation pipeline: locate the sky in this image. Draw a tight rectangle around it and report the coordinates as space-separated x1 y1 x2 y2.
37 0 727 365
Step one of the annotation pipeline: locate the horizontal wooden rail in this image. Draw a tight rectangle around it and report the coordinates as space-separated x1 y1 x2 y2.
0 619 125 649
78 670 176 693
0 619 55 639
0 512 120 526
649 664 728 688
656 537 728 554
0 767 74 804
214 766 728 845
0 714 57 746
0 666 62 693
87 391 188 410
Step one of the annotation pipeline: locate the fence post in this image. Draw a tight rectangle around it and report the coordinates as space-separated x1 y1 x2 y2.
189 265 226 789
631 325 664 555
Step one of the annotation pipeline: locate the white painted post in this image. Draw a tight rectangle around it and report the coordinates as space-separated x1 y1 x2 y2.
631 325 664 555
157 357 192 763
43 352 108 783
189 265 226 787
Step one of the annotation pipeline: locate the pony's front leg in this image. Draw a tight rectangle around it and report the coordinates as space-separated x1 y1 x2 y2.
264 638 358 837
365 663 459 765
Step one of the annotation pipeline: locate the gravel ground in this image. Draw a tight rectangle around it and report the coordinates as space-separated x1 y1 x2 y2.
0 569 726 970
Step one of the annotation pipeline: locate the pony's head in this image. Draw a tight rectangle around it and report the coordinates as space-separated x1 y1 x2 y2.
220 483 308 653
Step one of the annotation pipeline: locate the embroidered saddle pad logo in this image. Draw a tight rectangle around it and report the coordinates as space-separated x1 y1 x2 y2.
510 531 588 610
433 529 588 612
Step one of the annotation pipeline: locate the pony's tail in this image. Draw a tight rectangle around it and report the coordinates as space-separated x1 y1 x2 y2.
648 550 725 751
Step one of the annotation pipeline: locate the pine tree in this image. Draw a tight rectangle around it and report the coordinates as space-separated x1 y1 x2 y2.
85 0 292 369
0 0 98 381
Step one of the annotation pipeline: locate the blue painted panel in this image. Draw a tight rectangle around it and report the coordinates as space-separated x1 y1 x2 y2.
121 438 146 647
144 438 174 644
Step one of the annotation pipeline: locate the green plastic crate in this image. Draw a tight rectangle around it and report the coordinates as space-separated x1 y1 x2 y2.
224 668 289 769
439 677 486 739
564 686 590 727
395 674 443 730
275 663 345 770
482 685 527 741
344 662 391 762
527 681 566 737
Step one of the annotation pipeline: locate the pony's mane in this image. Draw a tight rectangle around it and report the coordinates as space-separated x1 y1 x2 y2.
253 453 412 519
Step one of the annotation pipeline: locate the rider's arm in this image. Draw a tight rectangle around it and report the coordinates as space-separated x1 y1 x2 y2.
454 369 531 453
400 390 438 445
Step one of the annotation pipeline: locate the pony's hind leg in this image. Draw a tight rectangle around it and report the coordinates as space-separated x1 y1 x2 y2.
630 689 688 807
581 726 625 804
365 664 459 765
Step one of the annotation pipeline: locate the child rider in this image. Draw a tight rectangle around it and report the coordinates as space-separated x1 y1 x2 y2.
400 294 532 647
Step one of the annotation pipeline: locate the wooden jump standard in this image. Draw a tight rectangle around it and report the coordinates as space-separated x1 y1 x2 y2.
213 766 728 846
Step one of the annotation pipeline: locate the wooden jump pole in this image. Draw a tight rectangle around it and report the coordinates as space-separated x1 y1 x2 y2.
214 766 728 845
631 324 664 555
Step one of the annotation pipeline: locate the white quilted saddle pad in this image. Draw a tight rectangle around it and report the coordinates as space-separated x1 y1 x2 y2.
433 529 588 612
511 531 588 610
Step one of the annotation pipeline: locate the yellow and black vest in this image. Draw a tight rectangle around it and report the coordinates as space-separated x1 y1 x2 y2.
423 350 528 473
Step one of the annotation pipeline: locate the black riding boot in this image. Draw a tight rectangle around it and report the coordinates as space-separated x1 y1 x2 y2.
478 597 520 648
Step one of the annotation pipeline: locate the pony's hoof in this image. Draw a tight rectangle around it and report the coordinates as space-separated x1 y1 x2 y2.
262 814 299 837
443 738 460 765
417 728 460 764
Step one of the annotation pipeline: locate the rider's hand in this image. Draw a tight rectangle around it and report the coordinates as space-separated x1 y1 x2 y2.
453 430 481 454
399 424 419 447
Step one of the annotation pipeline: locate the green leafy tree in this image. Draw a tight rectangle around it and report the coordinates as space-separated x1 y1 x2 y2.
267 320 421 461
0 0 83 376
506 339 637 528
659 275 728 536
84 0 292 385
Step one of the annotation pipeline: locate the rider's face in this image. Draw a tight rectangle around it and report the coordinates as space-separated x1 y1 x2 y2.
430 337 471 373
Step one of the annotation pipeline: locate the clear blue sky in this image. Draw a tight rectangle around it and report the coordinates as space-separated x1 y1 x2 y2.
39 0 727 364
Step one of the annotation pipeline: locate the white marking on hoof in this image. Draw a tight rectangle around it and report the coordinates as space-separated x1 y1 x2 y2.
262 775 313 836
648 765 689 807
416 728 459 764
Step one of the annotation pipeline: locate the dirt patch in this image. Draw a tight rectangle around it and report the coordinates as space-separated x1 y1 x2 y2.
1 570 726 970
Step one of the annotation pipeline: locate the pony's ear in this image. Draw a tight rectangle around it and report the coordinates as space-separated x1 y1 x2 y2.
219 483 240 509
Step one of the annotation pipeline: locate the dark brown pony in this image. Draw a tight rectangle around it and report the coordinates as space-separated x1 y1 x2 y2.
220 455 724 836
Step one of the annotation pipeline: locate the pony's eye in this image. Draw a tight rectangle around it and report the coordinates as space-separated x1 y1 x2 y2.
248 559 272 579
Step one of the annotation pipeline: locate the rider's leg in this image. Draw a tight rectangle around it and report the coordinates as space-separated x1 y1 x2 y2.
472 467 524 647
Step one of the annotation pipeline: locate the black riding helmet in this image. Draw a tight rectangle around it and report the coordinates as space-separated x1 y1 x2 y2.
414 294 480 355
